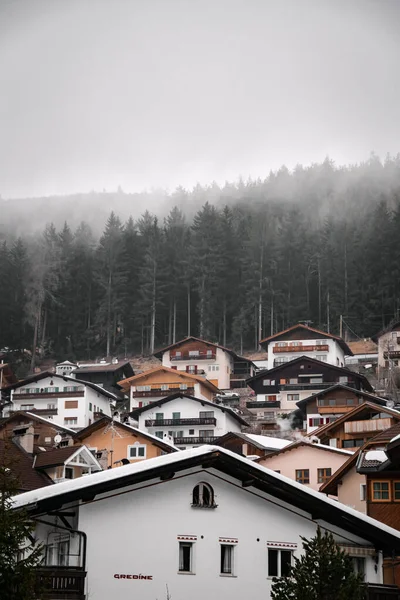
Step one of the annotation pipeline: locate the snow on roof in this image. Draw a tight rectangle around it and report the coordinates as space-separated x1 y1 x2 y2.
118 421 178 450
25 412 75 434
365 450 388 463
11 445 400 543
313 443 354 455
390 433 400 444
245 434 291 450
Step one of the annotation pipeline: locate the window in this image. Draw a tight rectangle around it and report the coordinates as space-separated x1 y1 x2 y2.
352 557 366 580
175 351 182 357
173 431 184 438
172 412 181 420
310 377 323 383
220 545 234 575
319 355 328 362
287 394 300 401
44 387 59 393
208 364 219 371
206 349 213 357
179 383 188 390
179 542 193 572
137 385 151 392
393 482 400 501
65 467 74 479
189 350 199 357
360 484 367 501
342 439 364 448
128 444 146 459
155 413 164 421
189 429 195 435
64 418 77 426
289 341 301 347
161 384 170 391
63 386 79 392
47 403 56 409
346 398 355 406
89 402 92 411
199 411 214 419
199 430 214 438
309 417 324 428
295 469 310 484
339 376 348 384
268 548 292 577
372 481 390 501
192 482 215 507
289 378 298 385
65 400 78 409
46 539 70 567
266 395 277 402
263 379 275 386
276 342 287 347
21 404 34 410
317 468 332 484
155 431 163 439
315 340 327 346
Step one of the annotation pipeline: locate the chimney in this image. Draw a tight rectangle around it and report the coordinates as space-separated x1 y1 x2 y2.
13 424 35 454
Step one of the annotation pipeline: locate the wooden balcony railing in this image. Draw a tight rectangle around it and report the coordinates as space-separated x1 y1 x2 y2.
273 345 329 354
145 417 216 427
133 387 194 398
247 401 281 409
36 567 86 599
8 408 58 416
174 436 219 445
384 350 400 359
13 391 84 399
344 417 392 434
170 351 216 361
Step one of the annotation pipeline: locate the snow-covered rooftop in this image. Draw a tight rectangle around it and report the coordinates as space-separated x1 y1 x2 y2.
365 450 388 463
245 433 291 450
25 412 75 434
390 433 400 444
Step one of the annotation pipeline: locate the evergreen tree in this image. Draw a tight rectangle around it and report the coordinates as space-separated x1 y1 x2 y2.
0 445 44 599
271 528 364 600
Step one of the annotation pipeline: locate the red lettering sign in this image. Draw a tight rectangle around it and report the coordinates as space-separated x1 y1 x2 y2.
113 574 153 580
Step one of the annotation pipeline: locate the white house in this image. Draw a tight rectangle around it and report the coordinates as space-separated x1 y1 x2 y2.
259 324 352 371
373 320 400 369
3 371 116 430
130 392 248 448
154 336 255 390
12 446 400 600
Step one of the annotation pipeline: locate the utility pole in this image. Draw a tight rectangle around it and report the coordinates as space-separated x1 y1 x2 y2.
326 291 330 334
339 315 343 339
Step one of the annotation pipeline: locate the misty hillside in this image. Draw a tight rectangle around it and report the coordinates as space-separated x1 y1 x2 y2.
1 155 400 371
2 154 400 237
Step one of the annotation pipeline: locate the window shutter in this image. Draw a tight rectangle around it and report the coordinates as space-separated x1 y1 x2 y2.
186 366 189 373
195 365 198 374
309 418 312 427
320 418 324 425
171 366 177 370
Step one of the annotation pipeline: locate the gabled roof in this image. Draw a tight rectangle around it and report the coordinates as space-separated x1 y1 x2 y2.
0 411 75 435
73 361 134 375
34 445 102 470
3 371 118 400
0 439 53 492
296 384 387 411
319 449 361 496
11 445 400 554
73 415 178 453
117 365 221 393
129 392 249 426
215 431 291 452
308 401 400 440
347 339 378 356
259 324 353 356
372 320 400 343
153 336 255 364
246 355 373 391
258 440 354 460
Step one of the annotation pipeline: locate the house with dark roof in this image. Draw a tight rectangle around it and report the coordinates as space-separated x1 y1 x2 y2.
215 431 291 458
259 323 353 370
73 414 177 469
2 371 117 430
307 401 400 451
71 360 135 398
130 392 248 449
0 438 52 493
245 356 373 427
12 446 400 599
0 410 75 449
154 336 255 390
295 384 387 433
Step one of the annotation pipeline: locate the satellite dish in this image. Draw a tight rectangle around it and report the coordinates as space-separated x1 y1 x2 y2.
54 434 62 444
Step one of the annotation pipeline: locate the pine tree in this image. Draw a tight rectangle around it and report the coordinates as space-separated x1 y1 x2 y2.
271 528 364 600
0 445 44 598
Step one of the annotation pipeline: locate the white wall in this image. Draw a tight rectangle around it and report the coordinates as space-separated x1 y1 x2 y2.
69 468 382 600
267 338 346 370
130 382 212 410
8 376 112 429
137 397 241 446
162 348 233 389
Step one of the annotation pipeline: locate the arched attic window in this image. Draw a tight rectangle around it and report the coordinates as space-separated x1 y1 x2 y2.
192 482 217 508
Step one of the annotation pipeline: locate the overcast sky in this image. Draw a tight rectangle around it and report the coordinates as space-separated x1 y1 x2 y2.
1 0 400 199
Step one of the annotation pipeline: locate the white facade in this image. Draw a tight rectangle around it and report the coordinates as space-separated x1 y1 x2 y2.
266 337 346 371
136 396 243 448
5 376 113 430
15 447 395 600
377 329 400 368
162 346 234 389
130 381 213 410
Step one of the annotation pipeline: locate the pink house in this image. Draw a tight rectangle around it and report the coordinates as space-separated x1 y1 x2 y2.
257 440 353 493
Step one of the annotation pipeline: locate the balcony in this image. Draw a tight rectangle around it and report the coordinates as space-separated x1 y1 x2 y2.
13 391 84 399
9 408 58 416
344 417 392 434
145 417 216 427
273 344 329 354
170 350 216 361
247 401 281 409
280 382 356 391
36 567 86 599
133 387 194 398
366 584 400 600
384 350 400 359
256 414 276 422
174 436 219 445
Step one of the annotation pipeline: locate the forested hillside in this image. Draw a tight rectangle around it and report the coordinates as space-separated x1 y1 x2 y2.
1 155 400 366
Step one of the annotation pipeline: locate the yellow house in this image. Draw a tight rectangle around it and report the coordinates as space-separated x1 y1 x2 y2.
73 415 177 468
118 365 220 410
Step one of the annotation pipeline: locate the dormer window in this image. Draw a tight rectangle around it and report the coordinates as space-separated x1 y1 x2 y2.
192 482 216 508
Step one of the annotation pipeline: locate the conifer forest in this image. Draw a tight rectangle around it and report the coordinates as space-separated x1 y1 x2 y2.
1 155 400 365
